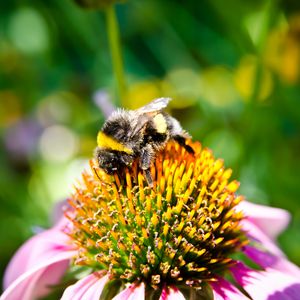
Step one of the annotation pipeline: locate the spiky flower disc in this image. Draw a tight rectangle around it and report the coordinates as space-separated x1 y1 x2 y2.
67 141 246 291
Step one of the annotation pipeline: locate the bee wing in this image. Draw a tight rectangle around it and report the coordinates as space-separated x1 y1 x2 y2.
129 98 171 138
129 114 151 138
136 97 172 113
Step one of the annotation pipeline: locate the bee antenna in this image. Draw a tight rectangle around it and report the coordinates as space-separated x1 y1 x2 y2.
93 166 102 181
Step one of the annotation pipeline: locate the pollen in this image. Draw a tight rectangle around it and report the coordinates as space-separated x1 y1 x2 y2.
66 141 247 289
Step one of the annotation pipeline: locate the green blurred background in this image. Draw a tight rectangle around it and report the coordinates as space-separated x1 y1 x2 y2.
1 0 300 290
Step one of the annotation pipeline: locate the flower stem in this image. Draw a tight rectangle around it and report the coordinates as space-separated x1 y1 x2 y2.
105 4 127 105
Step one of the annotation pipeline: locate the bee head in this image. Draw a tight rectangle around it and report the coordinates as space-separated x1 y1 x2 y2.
95 148 134 174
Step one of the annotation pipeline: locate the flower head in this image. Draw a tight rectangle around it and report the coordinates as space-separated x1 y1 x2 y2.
67 140 246 295
2 140 300 300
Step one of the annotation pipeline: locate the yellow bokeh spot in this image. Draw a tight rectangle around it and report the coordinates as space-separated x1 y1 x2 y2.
0 90 22 127
234 55 273 102
161 68 199 108
264 14 300 84
125 80 162 109
200 66 239 107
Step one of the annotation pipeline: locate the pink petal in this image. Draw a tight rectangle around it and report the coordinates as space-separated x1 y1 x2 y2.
1 251 75 300
159 286 185 300
211 277 250 300
244 245 300 278
241 219 284 257
51 199 70 225
112 282 145 300
237 201 290 239
231 262 300 300
3 217 74 289
61 273 108 300
2 217 75 300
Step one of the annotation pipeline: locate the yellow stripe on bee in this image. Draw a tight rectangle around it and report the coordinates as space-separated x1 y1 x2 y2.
153 113 167 133
97 131 133 154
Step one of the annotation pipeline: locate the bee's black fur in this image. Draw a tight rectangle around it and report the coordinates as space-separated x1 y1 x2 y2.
102 118 133 142
143 123 167 145
95 148 134 174
173 135 195 154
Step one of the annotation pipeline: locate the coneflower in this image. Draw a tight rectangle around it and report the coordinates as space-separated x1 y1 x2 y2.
2 141 299 300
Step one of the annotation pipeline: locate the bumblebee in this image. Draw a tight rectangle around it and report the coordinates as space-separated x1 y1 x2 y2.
95 98 194 186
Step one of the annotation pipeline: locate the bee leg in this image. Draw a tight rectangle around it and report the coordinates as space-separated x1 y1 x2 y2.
140 144 155 187
144 169 153 187
173 135 195 154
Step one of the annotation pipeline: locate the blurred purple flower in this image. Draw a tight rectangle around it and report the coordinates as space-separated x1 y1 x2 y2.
93 89 116 118
4 118 43 164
